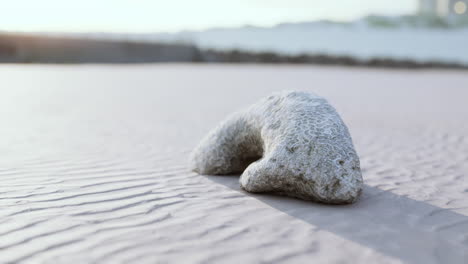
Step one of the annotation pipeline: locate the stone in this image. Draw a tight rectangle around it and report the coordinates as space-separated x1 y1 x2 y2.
190 91 363 204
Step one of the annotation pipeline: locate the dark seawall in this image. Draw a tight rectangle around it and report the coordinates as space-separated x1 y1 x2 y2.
0 33 466 70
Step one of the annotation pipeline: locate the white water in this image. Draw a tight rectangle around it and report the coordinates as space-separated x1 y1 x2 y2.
152 25 468 64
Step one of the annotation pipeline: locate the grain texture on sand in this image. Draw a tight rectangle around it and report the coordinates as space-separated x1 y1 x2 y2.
0 64 467 264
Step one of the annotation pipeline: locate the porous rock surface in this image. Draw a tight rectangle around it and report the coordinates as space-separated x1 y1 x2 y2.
190 91 363 204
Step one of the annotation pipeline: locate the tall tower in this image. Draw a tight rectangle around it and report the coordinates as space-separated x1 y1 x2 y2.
419 0 468 17
419 0 439 15
437 0 450 16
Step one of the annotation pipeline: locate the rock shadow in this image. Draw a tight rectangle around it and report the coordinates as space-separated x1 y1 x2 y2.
205 174 468 264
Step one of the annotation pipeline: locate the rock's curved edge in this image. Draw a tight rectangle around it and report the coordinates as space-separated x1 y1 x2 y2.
190 91 364 204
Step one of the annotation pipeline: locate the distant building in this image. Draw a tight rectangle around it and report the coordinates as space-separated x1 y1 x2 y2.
419 0 468 17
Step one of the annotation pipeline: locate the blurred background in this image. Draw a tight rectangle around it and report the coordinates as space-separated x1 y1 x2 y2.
1 0 467 68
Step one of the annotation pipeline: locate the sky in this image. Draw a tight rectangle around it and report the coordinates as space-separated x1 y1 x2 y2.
1 0 418 33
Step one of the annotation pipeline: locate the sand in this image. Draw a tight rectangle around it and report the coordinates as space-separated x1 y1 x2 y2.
0 64 467 264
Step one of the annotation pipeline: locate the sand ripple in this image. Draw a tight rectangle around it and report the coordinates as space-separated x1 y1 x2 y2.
0 65 467 263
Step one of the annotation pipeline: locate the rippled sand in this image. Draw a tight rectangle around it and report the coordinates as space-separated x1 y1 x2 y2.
0 64 467 264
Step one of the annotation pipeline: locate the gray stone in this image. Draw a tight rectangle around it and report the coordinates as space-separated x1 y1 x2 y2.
190 91 363 204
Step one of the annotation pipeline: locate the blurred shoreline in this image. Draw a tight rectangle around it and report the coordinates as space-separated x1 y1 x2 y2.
1 33 467 70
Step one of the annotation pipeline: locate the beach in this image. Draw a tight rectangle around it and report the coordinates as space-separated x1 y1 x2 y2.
0 64 467 263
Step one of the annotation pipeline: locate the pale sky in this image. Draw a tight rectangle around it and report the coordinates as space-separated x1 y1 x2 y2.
1 0 418 33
